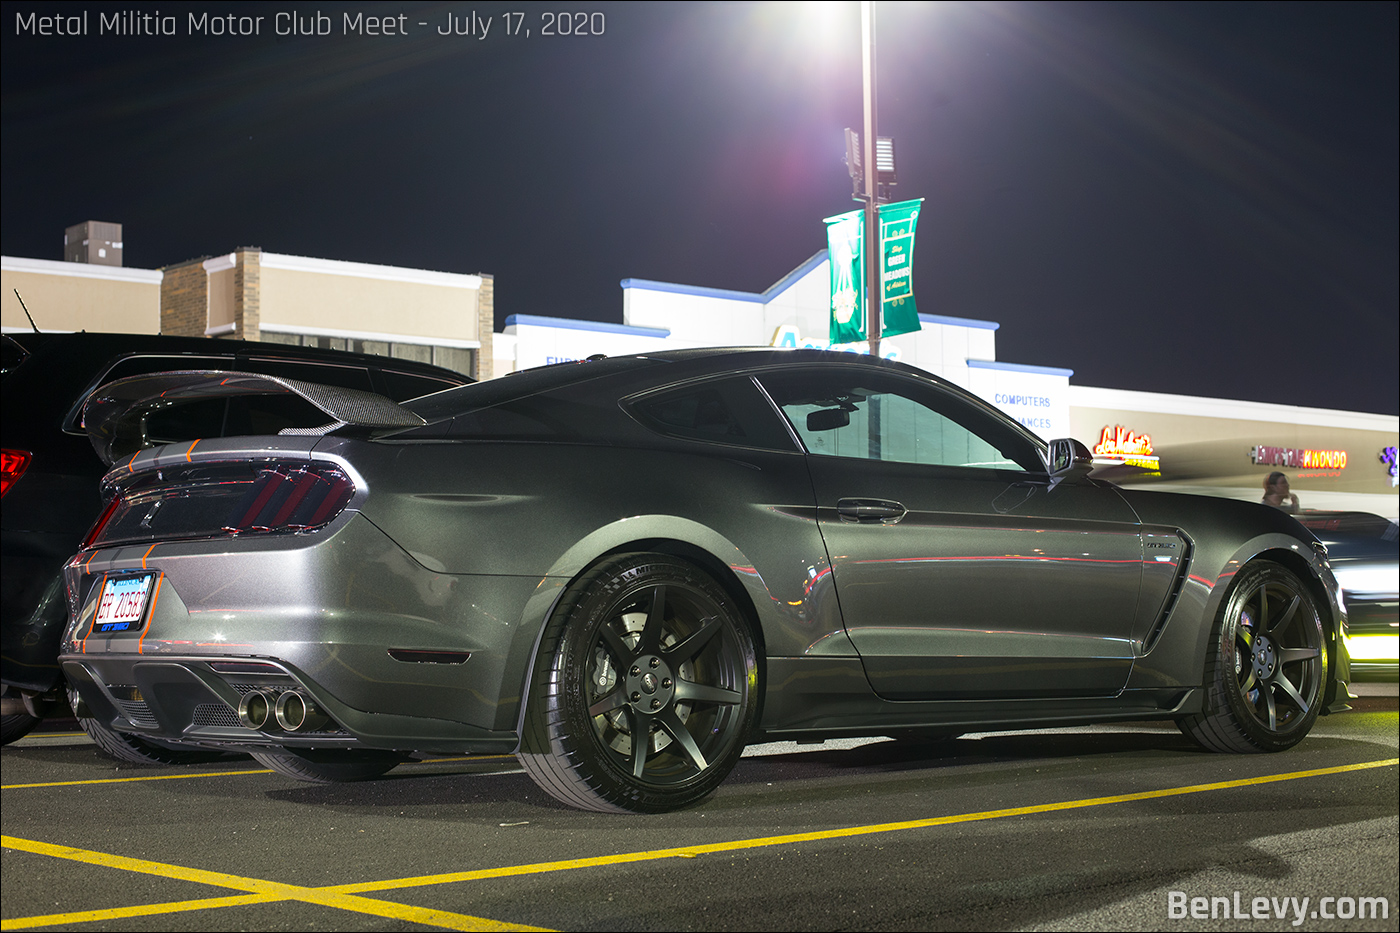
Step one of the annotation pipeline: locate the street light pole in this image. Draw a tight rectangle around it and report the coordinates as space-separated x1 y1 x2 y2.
861 0 881 360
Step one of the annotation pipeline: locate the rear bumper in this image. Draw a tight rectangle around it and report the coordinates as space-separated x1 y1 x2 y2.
60 512 561 751
62 655 517 754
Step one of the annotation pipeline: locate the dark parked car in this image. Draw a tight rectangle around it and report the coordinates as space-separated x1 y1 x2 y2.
1 332 470 751
1295 511 1398 677
59 349 1349 812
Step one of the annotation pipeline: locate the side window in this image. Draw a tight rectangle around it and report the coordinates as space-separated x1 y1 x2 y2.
238 359 374 393
629 377 797 451
146 359 373 441
378 369 465 402
67 354 233 433
757 369 1042 472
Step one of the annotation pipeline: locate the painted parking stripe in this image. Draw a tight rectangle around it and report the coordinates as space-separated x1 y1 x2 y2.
1 755 516 790
2 758 1393 931
337 757 1400 892
2 769 274 789
0 836 546 932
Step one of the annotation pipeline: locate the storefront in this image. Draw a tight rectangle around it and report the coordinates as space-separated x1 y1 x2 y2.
1070 385 1398 517
7 245 1395 517
494 251 1397 518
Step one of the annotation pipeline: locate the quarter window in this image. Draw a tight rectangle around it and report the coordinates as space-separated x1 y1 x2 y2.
630 377 797 451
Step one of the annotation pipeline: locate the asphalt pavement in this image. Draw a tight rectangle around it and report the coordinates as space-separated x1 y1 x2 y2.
3 684 1395 932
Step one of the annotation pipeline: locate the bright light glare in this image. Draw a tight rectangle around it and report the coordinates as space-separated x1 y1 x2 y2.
1333 561 1400 598
1345 633 1399 662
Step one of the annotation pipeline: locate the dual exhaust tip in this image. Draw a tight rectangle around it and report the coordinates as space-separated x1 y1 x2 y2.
237 689 329 734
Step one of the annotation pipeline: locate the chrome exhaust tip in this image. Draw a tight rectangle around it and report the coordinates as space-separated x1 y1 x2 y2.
274 690 329 733
237 690 277 731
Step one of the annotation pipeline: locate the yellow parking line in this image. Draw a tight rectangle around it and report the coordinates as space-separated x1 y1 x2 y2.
3 757 1393 930
0 836 547 932
336 757 1400 892
2 770 273 789
0 895 274 930
2 755 517 790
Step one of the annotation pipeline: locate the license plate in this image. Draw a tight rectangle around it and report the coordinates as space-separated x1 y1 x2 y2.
93 574 156 633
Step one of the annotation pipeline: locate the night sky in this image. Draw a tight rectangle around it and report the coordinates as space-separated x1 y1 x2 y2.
3 2 1396 414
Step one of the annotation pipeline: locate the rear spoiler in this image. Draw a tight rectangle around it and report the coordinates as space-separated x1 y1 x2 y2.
83 370 426 465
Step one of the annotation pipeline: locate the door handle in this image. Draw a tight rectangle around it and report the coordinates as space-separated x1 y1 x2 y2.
836 498 907 524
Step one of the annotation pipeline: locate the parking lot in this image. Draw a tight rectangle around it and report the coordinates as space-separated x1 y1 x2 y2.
3 686 1395 932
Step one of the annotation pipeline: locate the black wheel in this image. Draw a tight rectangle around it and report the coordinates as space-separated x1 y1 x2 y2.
1 685 43 745
251 748 402 783
1179 561 1327 753
68 687 215 765
519 553 759 813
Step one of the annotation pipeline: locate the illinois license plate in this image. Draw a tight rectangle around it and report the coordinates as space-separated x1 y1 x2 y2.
93 574 156 633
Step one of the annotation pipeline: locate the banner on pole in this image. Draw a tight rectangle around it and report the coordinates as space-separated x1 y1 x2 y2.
824 209 865 345
878 198 922 338
824 199 924 344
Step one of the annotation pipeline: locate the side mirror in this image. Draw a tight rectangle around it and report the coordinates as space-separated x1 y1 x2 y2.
807 408 851 432
1047 438 1093 485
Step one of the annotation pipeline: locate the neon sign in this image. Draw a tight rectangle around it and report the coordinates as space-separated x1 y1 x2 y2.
1250 446 1347 470
1093 425 1159 469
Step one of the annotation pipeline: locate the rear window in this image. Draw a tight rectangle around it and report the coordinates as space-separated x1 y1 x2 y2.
407 356 665 422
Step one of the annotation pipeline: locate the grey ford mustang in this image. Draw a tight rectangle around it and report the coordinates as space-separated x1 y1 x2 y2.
60 348 1349 812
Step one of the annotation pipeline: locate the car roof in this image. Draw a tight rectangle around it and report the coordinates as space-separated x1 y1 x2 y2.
3 331 471 378
2 331 472 444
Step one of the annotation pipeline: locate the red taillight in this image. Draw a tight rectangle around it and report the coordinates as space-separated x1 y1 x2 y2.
1 449 31 497
224 465 355 534
84 461 357 550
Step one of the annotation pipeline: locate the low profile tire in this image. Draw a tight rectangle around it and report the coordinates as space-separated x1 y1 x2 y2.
68 687 214 765
519 553 759 813
251 748 402 783
1 685 43 745
1179 561 1328 753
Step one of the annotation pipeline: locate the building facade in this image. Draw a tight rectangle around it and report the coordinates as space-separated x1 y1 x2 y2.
4 246 1394 516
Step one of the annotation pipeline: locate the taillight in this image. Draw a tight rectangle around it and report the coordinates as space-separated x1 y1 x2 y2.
1 449 31 497
85 461 357 549
224 465 355 534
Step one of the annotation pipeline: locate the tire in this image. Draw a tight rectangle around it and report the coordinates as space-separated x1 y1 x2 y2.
1179 561 1327 753
68 687 216 765
519 553 759 813
1 685 42 745
251 748 402 783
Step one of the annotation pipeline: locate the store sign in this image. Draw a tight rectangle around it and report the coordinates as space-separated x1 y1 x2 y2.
770 325 900 360
823 199 924 345
1382 446 1398 487
1250 445 1348 469
1093 425 1160 469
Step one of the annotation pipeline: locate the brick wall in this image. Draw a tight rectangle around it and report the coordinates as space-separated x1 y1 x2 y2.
476 273 494 380
160 257 209 337
235 248 261 341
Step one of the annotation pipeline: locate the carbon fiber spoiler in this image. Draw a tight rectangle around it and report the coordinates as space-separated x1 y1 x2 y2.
82 370 426 465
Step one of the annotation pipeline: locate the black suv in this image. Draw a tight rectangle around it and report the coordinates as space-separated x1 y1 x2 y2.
1 332 470 752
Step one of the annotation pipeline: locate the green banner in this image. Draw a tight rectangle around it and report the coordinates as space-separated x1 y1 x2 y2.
824 199 924 344
878 199 922 338
824 209 865 345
